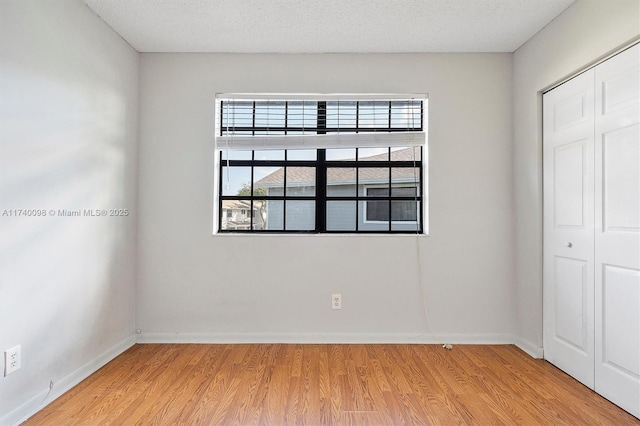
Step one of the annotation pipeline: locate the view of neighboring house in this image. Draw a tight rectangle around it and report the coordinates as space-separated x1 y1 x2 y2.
221 199 266 230
254 147 422 231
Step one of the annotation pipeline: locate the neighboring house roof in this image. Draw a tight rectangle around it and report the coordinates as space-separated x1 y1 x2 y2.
222 200 252 210
256 147 420 186
222 200 264 210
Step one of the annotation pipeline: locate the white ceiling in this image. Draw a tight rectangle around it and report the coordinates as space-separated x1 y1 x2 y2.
84 0 576 53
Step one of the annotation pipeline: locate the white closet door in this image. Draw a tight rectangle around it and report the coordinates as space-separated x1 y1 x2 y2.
543 69 596 389
594 44 640 418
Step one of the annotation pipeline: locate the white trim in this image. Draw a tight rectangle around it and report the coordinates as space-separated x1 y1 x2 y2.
213 94 429 234
2 335 136 426
514 337 545 359
216 93 428 101
137 332 514 345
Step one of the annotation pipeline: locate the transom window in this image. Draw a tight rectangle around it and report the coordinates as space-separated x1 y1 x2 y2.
215 94 427 234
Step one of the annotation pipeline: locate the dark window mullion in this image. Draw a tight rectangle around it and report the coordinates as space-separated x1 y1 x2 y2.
283 101 288 230
219 152 224 231
283 166 287 230
252 101 256 135
388 149 392 231
355 150 359 232
219 100 224 136
316 101 327 232
250 166 254 229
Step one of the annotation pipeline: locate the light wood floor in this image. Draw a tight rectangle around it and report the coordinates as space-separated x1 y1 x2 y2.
25 344 639 425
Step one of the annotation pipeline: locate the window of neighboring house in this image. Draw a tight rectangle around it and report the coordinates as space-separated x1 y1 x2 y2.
365 186 418 222
215 94 427 233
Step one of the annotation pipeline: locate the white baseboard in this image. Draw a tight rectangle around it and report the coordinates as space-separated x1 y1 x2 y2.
514 337 544 359
137 332 515 345
2 335 135 426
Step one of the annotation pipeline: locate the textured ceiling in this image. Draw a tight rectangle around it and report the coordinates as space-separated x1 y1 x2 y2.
84 0 576 53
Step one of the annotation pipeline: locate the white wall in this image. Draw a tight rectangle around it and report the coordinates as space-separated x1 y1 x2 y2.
137 53 515 343
513 0 640 356
0 0 139 422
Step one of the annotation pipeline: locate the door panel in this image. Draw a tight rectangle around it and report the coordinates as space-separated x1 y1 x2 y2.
602 265 640 377
554 92 591 131
602 124 640 232
594 43 640 418
553 257 588 350
554 141 586 228
543 69 595 389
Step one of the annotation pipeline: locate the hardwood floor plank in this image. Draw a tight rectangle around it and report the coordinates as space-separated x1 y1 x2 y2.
23 344 640 425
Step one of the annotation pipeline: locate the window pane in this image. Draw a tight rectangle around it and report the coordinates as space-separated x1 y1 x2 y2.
285 201 315 230
360 168 389 191
287 149 317 160
359 148 389 161
391 185 417 198
263 200 284 230
221 167 252 196
221 101 252 129
286 167 316 196
391 168 420 194
391 200 418 221
390 100 421 129
221 150 252 161
254 101 286 128
326 101 357 129
365 200 389 222
359 101 389 128
366 187 389 197
287 101 317 131
221 199 253 230
254 167 282 196
327 167 356 196
390 146 421 161
252 200 267 230
326 148 356 161
391 186 417 198
392 201 421 231
327 201 356 231
254 150 285 160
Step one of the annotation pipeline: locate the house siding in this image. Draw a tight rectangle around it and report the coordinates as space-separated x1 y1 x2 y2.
265 184 420 232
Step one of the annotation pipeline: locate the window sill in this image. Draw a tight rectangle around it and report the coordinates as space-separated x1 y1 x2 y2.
212 232 429 238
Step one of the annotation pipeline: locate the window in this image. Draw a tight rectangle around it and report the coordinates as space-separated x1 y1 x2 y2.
215 94 427 233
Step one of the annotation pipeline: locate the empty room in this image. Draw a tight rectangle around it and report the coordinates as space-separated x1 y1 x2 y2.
1 0 639 424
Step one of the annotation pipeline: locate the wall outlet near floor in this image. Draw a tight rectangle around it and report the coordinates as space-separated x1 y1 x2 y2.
332 293 342 310
4 345 21 376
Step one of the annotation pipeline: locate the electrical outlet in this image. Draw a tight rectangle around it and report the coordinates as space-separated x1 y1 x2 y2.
4 345 21 376
332 293 342 310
